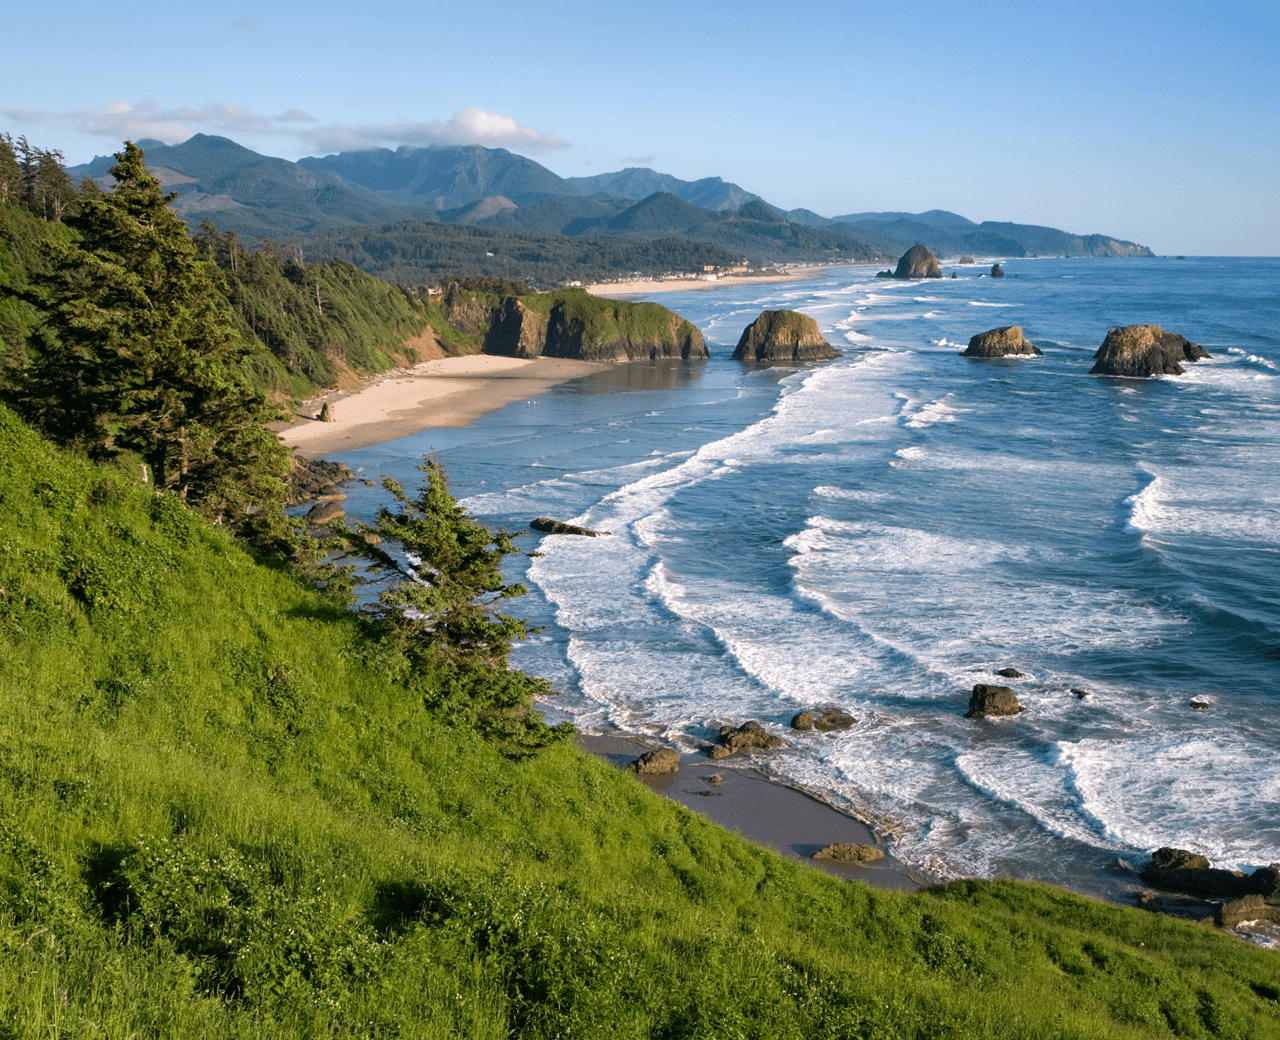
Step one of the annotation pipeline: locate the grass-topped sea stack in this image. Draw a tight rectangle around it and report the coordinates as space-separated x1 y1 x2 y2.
443 284 708 361
732 309 840 362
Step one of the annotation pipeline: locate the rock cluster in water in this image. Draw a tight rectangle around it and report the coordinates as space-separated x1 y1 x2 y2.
732 310 840 362
962 326 1042 358
707 721 786 759
1089 324 1210 377
1136 847 1280 927
876 243 942 280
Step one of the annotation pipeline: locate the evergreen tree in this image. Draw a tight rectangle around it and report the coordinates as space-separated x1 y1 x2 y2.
25 141 289 527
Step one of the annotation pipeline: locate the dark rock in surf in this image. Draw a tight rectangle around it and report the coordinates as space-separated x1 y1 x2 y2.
962 327 1042 358
629 748 680 775
708 720 787 759
1189 696 1213 711
530 517 609 537
791 710 857 732
1071 688 1092 699
996 667 1026 678
1089 324 1210 377
991 264 1005 278
813 842 884 863
732 310 840 362
965 684 1024 718
1139 847 1280 900
875 243 943 280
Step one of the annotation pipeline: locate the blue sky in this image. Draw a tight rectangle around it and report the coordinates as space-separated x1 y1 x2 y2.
4 0 1276 254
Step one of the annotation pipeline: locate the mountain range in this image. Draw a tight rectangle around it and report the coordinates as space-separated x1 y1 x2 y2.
68 135 1153 274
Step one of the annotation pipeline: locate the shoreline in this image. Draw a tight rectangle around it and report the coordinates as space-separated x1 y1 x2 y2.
583 263 860 297
577 732 928 892
272 355 611 456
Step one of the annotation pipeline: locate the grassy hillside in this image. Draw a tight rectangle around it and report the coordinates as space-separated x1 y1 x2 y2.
0 404 1277 1037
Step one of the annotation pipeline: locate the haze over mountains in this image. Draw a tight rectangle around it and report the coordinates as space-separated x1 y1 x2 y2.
68 135 1154 278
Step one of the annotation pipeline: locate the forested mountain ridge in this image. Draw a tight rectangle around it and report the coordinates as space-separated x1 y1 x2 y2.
67 135 1154 264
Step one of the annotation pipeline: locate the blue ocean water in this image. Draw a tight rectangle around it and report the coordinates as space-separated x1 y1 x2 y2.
331 256 1280 896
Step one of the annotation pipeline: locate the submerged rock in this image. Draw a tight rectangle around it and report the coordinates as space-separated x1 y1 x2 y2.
962 327 1042 358
732 310 840 362
530 517 609 537
629 748 680 775
1089 324 1210 377
875 243 943 280
813 842 883 863
965 684 1024 718
996 667 1027 678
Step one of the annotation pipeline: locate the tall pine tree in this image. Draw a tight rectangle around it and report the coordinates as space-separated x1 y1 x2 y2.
25 141 289 526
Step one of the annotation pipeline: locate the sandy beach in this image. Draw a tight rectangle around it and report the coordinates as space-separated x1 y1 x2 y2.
275 354 610 455
583 265 853 298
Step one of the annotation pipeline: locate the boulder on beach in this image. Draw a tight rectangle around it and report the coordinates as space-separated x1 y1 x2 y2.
791 710 857 732
305 500 346 525
707 720 786 759
965 684 1024 718
813 842 884 863
318 401 335 422
732 310 840 362
1089 324 1210 377
991 264 1005 278
530 517 609 537
962 327 1043 359
875 243 943 280
629 748 680 775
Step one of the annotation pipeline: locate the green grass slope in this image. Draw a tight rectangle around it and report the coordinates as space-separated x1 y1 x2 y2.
0 406 1276 1038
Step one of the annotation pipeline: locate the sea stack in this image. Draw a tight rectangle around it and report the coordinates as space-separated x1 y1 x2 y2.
732 310 840 362
876 243 943 279
991 264 1005 278
962 326 1042 358
1089 325 1210 377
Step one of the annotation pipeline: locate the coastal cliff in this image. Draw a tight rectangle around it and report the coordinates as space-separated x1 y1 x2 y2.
732 310 841 362
445 286 708 361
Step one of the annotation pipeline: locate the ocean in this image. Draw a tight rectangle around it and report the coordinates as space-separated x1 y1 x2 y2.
330 255 1280 898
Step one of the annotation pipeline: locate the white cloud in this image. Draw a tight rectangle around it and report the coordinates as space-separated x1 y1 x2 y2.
300 107 569 153
73 98 271 144
4 99 568 156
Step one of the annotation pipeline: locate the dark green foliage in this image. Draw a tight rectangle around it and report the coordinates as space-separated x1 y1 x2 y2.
298 220 741 285
18 142 289 532
346 460 572 754
194 221 442 398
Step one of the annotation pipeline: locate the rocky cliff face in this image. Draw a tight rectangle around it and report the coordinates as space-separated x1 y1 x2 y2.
1089 325 1210 377
962 326 1042 358
876 243 942 279
444 289 708 362
732 310 840 362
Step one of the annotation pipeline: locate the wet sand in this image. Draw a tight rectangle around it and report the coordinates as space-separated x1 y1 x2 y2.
579 732 928 892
